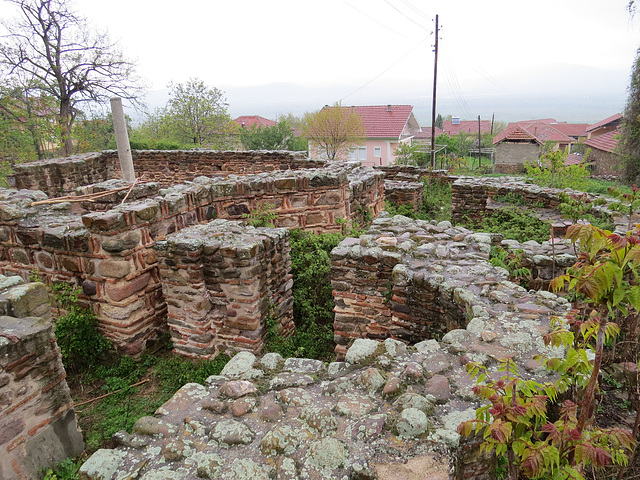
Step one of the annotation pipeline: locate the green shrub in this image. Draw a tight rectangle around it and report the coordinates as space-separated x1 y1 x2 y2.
42 457 82 480
264 229 341 360
470 207 550 243
51 283 111 372
489 246 532 287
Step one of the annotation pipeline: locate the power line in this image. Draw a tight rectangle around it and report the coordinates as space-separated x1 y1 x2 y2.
398 0 431 22
342 0 412 39
341 36 431 103
383 0 430 32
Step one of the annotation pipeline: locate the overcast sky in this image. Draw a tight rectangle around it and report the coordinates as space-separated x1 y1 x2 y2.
2 0 639 123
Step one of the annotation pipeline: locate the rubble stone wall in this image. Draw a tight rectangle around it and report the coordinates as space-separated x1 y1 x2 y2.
156 221 294 358
384 180 424 211
0 275 83 480
77 215 571 480
8 150 326 197
0 163 383 354
451 176 563 222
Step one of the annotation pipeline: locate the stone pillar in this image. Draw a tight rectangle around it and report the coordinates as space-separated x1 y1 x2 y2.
110 97 135 183
156 220 294 358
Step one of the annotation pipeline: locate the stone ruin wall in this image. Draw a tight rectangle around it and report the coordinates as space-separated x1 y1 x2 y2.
0 275 83 480
8 150 326 197
77 214 572 480
156 221 294 358
0 156 384 355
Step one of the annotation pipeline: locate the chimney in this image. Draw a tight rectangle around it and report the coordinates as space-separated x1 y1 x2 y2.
387 105 392 111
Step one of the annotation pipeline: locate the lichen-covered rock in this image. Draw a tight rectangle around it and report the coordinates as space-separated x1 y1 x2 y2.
306 437 348 469
221 351 257 377
260 424 301 455
283 357 326 374
335 393 376 416
190 452 223 479
397 408 429 437
345 338 380 364
219 380 257 398
300 407 338 433
210 419 254 445
79 449 127 480
359 367 386 393
220 459 274 480
259 352 283 370
394 392 434 415
132 417 177 436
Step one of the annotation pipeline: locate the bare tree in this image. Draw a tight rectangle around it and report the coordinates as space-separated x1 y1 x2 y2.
0 0 143 155
303 103 365 160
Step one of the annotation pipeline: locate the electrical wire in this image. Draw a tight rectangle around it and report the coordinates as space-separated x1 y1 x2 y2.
383 0 430 32
397 0 431 22
342 0 412 39
341 36 431 102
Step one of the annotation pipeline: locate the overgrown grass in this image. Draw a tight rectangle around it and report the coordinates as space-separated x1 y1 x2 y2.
263 229 340 360
464 206 551 243
385 178 452 222
73 350 229 453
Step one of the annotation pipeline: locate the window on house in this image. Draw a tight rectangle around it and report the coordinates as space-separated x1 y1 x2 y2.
374 147 381 157
349 147 367 160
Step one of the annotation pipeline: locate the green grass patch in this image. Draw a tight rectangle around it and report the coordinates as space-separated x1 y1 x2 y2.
464 206 551 243
74 350 229 453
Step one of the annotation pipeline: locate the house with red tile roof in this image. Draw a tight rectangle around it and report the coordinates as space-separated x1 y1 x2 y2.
492 121 574 173
233 115 277 129
584 127 621 176
310 105 420 166
441 119 492 136
586 113 622 140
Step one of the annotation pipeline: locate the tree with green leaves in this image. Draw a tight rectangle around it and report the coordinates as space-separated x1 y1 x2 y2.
0 0 143 156
435 113 443 129
303 103 365 160
621 47 640 183
240 120 304 151
0 78 57 161
164 78 236 148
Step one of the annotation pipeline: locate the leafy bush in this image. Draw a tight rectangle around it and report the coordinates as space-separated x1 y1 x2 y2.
525 150 591 190
242 202 277 227
469 207 550 243
42 458 82 480
263 229 341 360
489 246 532 287
51 283 111 372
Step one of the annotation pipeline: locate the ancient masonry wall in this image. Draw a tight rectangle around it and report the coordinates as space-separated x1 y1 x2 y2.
0 275 83 480
331 213 567 358
156 221 294 358
77 215 571 480
9 150 326 196
0 164 383 354
384 180 424 211
451 176 562 222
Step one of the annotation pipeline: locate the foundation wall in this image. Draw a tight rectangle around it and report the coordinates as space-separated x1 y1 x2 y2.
0 277 83 480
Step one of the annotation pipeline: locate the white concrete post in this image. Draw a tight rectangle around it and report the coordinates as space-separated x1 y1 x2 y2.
110 97 135 182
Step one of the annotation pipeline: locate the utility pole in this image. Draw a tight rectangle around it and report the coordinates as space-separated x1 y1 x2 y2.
490 112 495 135
430 14 439 169
477 115 482 169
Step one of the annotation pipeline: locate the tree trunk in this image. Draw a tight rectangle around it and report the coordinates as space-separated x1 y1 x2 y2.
59 98 73 156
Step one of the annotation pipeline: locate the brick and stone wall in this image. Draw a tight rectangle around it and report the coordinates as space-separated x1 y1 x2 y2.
0 275 83 480
77 215 571 480
452 176 564 223
8 153 111 198
375 165 450 182
0 163 383 354
590 148 622 177
384 180 423 211
9 150 326 196
156 220 294 358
